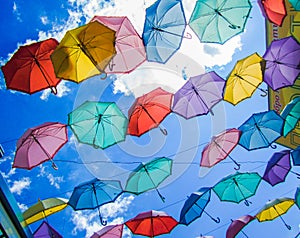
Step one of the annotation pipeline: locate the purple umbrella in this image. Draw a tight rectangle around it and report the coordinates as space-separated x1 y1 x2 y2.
226 215 255 238
33 221 62 238
90 224 124 238
172 71 225 119
263 36 300 90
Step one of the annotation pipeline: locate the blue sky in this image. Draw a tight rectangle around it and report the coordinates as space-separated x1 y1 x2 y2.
0 0 299 237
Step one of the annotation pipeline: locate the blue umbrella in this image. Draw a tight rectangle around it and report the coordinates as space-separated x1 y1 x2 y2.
291 146 300 166
142 0 187 63
179 187 220 225
238 110 284 150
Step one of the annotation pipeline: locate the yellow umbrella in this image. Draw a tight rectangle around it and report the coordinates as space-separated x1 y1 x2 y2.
51 21 116 83
224 52 267 105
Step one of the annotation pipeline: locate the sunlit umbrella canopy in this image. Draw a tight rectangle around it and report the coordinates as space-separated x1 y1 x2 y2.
226 215 255 238
259 0 287 26
33 221 62 238
280 96 300 137
90 224 124 238
289 0 300 10
291 146 300 166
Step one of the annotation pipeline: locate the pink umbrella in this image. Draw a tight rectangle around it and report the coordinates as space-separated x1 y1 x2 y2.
91 16 146 74
13 122 68 170
226 215 255 238
90 224 123 238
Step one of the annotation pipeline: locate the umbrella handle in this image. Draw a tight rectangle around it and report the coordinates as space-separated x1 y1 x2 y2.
270 144 277 149
184 32 192 39
259 88 268 97
51 161 58 170
244 199 252 206
212 216 221 223
100 216 107 226
99 72 107 80
160 128 168 136
51 87 57 95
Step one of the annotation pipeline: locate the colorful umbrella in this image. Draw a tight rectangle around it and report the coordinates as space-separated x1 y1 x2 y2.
127 87 173 136
33 221 62 238
142 0 187 63
291 146 300 166
226 215 255 238
91 16 146 74
189 0 252 44
200 128 241 170
172 71 225 119
263 36 300 90
68 101 128 149
23 197 68 225
51 21 116 83
256 197 295 230
179 187 220 225
289 0 300 10
280 96 300 137
90 224 124 238
295 187 300 209
238 110 284 151
224 52 266 106
1 38 61 94
125 210 178 237
125 157 172 202
13 122 68 170
259 0 287 26
212 172 262 206
68 178 123 226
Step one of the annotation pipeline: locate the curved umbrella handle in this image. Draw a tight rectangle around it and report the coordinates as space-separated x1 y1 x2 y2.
100 216 107 226
234 162 241 171
260 88 268 97
270 144 277 149
212 216 221 223
51 161 58 170
160 128 168 136
100 72 107 80
184 32 192 39
51 87 57 95
244 199 252 206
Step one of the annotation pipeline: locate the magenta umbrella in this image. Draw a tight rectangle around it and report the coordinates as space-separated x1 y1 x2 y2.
90 224 124 238
91 16 146 74
226 215 255 238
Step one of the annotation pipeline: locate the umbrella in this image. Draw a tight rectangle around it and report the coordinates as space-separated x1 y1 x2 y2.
68 101 128 149
263 36 300 90
142 0 187 63
280 96 300 137
289 0 300 10
291 146 300 166
68 178 123 226
172 71 225 119
91 16 146 74
23 197 68 225
224 52 266 106
1 38 61 94
259 0 287 26
189 0 252 44
200 128 241 170
125 157 172 202
212 172 262 206
179 187 220 225
125 210 178 237
127 87 173 136
13 122 68 170
238 110 284 151
295 187 300 209
33 221 62 238
90 224 124 238
256 197 295 230
226 215 255 238
51 21 116 83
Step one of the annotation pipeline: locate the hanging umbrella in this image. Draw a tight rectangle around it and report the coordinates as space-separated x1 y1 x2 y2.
212 172 262 206
280 96 300 137
263 36 300 90
256 197 295 230
51 21 116 83
68 178 123 226
91 16 146 74
259 0 287 26
33 221 62 238
189 0 252 44
90 224 124 238
172 71 225 119
238 110 284 151
200 128 241 170
224 52 266 106
13 122 68 170
179 187 220 225
125 210 178 237
291 146 300 166
226 215 255 238
142 0 187 63
295 187 300 209
1 38 61 94
68 101 128 149
125 157 172 202
23 197 68 225
127 87 173 136
289 0 300 10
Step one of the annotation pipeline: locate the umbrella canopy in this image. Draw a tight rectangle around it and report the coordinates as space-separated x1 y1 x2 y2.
90 224 124 238
33 221 62 238
68 178 123 225
23 197 68 225
212 172 262 206
291 146 300 166
295 187 300 209
51 21 116 83
263 36 300 90
224 52 266 106
1 38 61 94
280 96 300 137
200 128 241 170
91 16 146 74
289 0 300 10
68 101 128 149
127 87 173 136
259 0 287 26
226 215 255 238
238 110 284 151
172 71 225 119
13 122 68 170
189 0 252 44
142 0 187 63
179 187 220 225
125 210 178 237
125 157 172 202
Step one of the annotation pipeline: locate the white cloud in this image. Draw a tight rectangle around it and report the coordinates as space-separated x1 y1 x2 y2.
38 165 64 189
12 2 22 22
9 177 31 195
17 202 28 212
40 80 71 100
40 16 49 25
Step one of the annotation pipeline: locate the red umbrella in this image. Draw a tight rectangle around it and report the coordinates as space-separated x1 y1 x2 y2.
127 87 173 136
259 0 287 26
226 215 255 238
90 224 123 238
125 210 178 237
1 38 61 94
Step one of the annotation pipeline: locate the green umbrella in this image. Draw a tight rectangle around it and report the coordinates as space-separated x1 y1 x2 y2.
125 157 173 202
280 96 300 137
68 101 128 149
212 172 262 206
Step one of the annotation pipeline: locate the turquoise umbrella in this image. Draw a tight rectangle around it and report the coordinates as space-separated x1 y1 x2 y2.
289 0 300 10
280 96 300 137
